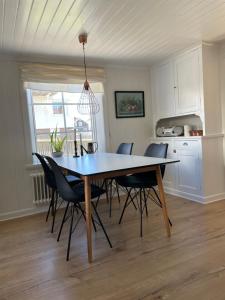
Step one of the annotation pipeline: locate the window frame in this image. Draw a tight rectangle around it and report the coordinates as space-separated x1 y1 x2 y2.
27 88 97 156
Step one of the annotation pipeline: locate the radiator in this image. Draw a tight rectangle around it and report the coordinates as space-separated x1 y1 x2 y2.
31 172 51 204
30 174 113 205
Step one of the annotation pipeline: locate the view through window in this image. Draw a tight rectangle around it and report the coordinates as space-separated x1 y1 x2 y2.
27 86 99 156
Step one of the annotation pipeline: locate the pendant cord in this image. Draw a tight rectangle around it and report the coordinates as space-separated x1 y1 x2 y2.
83 43 88 82
78 34 100 114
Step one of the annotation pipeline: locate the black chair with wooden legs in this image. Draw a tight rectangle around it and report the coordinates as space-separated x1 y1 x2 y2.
116 143 172 237
33 153 81 233
96 142 134 217
45 156 112 261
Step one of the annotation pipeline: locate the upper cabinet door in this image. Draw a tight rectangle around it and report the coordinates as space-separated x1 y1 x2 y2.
174 50 201 115
152 61 175 119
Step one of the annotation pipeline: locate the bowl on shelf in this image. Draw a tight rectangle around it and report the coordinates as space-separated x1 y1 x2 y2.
190 130 203 136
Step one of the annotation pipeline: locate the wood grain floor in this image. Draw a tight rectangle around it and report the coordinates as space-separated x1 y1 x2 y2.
1 195 225 300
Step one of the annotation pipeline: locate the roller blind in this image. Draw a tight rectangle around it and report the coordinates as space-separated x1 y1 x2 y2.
21 63 107 154
20 62 105 92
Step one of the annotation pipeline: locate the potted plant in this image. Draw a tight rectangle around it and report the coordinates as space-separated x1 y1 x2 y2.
50 127 66 157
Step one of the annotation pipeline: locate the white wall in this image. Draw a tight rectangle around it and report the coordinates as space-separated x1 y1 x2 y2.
219 42 225 163
0 57 152 220
104 66 152 155
0 59 34 220
202 44 222 135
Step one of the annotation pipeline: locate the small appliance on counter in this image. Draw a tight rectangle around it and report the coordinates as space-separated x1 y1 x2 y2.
156 126 184 137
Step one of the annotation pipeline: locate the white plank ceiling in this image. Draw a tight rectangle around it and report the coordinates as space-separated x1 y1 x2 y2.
1 0 225 65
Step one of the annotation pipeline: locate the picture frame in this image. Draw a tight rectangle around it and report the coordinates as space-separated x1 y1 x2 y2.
114 91 145 118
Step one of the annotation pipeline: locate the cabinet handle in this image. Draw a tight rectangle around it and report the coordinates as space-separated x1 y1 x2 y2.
183 142 188 146
173 149 176 153
173 86 177 89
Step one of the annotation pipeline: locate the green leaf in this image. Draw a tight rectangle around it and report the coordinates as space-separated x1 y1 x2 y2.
49 126 66 152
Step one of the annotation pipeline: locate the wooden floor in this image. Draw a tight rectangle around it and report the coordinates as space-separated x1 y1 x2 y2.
2 195 225 300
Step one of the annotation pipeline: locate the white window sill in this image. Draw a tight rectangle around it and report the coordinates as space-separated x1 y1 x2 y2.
25 157 41 172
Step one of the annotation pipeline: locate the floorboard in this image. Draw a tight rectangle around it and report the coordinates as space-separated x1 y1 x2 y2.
1 195 225 300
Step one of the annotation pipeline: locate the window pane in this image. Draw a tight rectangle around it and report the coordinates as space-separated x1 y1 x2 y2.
28 86 102 156
63 92 81 104
32 90 62 104
64 104 91 131
33 105 65 132
36 133 52 155
64 105 93 149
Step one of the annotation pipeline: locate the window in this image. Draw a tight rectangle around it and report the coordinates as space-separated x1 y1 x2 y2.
26 83 105 156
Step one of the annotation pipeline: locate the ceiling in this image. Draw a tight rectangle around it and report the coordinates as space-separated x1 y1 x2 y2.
1 0 225 65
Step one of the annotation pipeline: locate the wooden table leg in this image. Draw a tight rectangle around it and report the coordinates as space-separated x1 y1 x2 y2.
84 176 92 263
155 165 171 237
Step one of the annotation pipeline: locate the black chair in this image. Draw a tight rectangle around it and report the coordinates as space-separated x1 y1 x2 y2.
96 142 134 217
116 143 134 156
33 153 81 233
45 156 112 261
116 143 171 237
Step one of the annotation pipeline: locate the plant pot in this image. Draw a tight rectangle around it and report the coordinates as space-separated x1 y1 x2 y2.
52 151 63 158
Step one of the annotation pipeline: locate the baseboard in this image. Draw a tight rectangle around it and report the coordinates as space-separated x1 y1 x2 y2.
0 191 117 222
203 192 225 204
164 187 204 203
3 187 224 222
0 206 49 222
165 187 225 204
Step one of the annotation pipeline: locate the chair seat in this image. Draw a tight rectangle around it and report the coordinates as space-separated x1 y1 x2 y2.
116 171 157 189
65 174 82 185
71 183 106 202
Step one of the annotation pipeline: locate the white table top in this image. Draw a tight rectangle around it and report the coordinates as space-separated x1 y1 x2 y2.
43 152 179 176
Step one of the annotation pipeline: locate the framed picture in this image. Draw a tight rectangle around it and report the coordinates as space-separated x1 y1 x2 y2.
115 91 145 118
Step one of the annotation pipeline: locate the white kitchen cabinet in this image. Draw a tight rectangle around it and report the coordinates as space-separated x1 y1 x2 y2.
174 49 201 115
156 139 176 189
164 150 177 189
151 61 175 119
150 138 202 199
151 47 202 119
149 44 225 203
175 140 201 194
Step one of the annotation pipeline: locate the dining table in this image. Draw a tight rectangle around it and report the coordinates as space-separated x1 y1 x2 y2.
51 152 179 263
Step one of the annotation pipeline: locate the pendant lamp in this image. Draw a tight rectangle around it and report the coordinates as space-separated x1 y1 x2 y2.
77 33 100 115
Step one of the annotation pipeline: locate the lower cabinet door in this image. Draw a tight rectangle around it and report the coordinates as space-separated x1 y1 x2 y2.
176 148 201 194
163 150 177 189
150 139 176 189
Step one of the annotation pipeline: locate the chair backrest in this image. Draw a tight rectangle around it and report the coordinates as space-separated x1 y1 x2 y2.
144 143 168 177
45 156 77 203
144 143 168 158
33 152 56 189
116 143 134 155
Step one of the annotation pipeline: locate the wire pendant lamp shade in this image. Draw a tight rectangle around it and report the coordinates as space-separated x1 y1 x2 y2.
77 33 100 115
